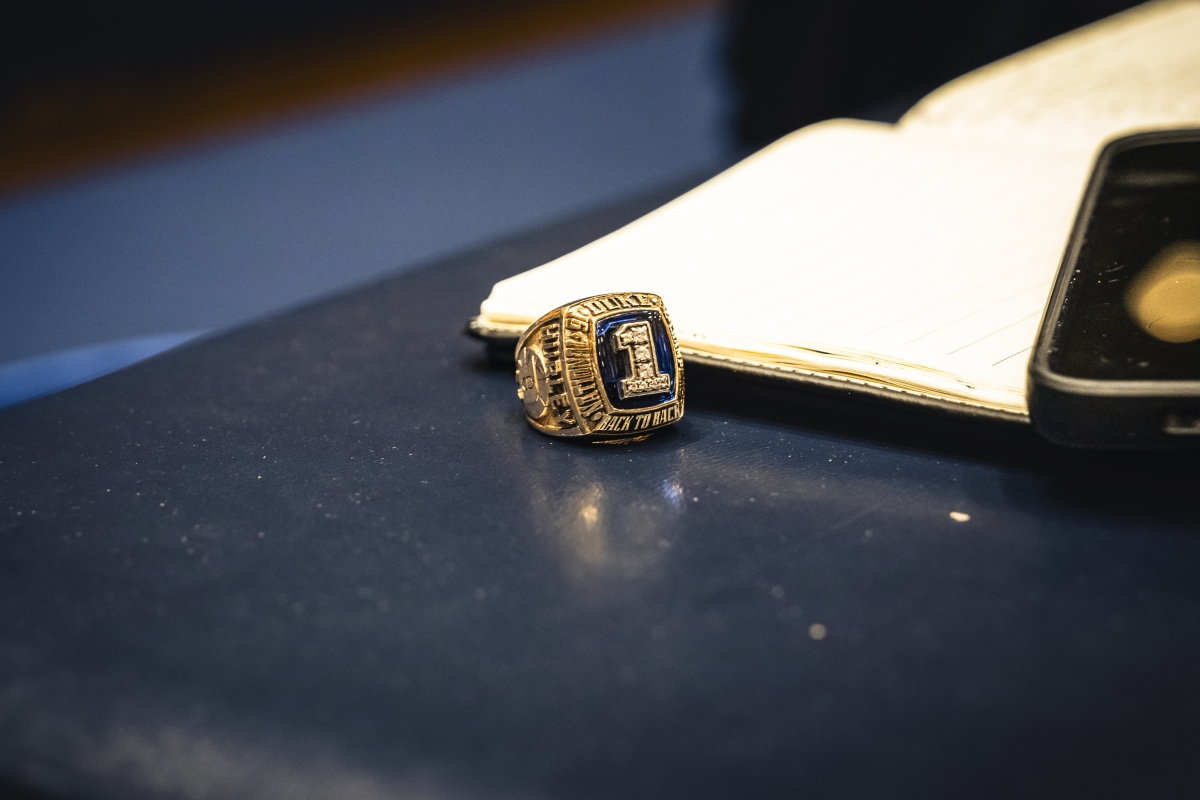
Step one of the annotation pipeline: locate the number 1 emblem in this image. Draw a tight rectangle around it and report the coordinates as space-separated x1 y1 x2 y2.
614 321 671 398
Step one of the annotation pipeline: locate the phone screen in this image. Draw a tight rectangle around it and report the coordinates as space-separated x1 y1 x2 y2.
1049 137 1200 380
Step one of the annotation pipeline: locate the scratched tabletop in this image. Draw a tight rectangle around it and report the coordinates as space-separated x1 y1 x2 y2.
1 188 1199 800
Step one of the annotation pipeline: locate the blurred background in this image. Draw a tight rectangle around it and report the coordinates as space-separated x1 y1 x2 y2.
0 0 1141 407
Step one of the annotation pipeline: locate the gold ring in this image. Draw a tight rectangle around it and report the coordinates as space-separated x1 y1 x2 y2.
515 292 684 441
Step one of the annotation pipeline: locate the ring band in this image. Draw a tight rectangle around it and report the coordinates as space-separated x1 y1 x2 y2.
515 292 685 440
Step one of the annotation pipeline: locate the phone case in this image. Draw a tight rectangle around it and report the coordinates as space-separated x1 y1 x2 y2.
1028 129 1200 449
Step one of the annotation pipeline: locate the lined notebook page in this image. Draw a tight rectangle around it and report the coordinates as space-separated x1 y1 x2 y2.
481 121 1092 412
901 0 1200 151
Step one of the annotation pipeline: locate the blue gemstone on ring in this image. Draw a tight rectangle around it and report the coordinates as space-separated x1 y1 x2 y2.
594 310 677 410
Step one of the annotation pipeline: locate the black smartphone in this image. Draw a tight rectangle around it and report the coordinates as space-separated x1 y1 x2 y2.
1028 129 1200 449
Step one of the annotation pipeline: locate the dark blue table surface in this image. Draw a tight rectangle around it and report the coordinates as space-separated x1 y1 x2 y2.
1 187 1199 800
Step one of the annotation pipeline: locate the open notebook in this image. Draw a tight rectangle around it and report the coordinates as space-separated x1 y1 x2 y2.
472 0 1200 419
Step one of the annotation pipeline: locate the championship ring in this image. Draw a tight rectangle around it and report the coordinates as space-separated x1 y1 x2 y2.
515 292 684 440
